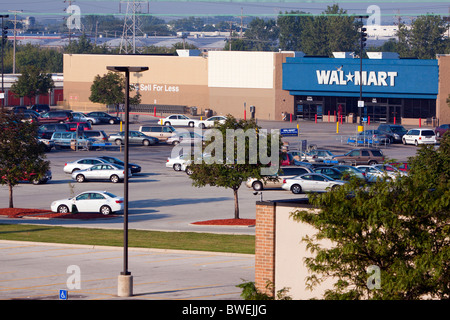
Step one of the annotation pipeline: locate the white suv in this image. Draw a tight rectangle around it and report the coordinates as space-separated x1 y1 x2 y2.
402 128 436 146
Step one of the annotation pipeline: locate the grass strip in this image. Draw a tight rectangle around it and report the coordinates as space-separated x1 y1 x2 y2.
0 223 255 255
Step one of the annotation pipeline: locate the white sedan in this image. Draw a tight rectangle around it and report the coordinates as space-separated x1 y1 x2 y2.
281 173 347 194
196 116 227 128
64 158 110 174
159 114 198 127
51 191 124 215
71 163 131 183
356 164 407 182
166 154 191 171
166 131 205 145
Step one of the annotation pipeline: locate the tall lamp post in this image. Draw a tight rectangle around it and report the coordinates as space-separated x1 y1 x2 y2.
0 15 9 110
357 15 369 127
107 66 148 297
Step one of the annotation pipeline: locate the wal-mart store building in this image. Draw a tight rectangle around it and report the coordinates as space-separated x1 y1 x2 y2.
63 51 450 125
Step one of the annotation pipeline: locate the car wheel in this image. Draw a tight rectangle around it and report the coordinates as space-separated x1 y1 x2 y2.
115 139 122 146
185 167 193 175
436 131 440 138
188 122 194 127
172 140 180 146
142 139 150 146
368 160 377 165
87 120 93 125
110 175 120 183
109 119 115 125
173 163 181 171
76 174 85 183
414 140 419 146
57 205 69 214
164 122 171 126
402 138 407 145
252 181 263 191
331 185 340 191
291 184 302 194
200 123 206 129
100 205 111 215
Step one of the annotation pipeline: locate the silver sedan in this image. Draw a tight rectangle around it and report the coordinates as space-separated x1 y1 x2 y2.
71 163 131 183
281 173 347 194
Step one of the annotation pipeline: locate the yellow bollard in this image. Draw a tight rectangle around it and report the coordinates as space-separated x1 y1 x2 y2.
120 121 122 131
358 125 364 132
336 121 339 133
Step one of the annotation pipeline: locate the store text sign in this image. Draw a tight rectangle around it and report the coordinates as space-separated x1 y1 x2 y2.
316 70 398 87
134 83 180 93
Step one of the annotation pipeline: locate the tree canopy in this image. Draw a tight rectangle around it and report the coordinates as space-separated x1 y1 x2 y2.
10 65 55 105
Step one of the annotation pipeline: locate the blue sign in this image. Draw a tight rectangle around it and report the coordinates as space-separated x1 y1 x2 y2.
280 128 298 136
283 57 438 99
59 289 68 300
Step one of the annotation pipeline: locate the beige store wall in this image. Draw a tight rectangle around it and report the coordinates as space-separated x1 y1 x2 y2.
437 55 450 125
63 54 209 111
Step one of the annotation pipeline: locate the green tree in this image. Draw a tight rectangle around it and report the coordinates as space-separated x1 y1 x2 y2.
243 18 279 51
188 115 280 219
277 11 311 51
64 34 110 54
292 134 450 299
89 71 141 114
301 5 360 56
0 110 50 208
10 65 55 105
397 15 448 59
14 44 63 73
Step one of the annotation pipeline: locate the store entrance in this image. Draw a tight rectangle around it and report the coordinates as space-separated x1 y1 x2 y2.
296 103 323 121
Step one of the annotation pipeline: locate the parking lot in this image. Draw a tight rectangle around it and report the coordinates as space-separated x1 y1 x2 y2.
0 114 433 301
0 114 426 235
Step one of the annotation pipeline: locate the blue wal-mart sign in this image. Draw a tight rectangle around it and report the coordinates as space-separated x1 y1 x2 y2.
282 57 438 99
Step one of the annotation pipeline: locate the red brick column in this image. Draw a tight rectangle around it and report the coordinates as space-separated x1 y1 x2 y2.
255 201 276 296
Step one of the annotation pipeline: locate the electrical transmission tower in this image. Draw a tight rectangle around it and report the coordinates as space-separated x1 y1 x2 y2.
119 0 149 54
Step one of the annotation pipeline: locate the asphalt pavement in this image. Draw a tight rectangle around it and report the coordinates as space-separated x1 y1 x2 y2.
0 115 428 301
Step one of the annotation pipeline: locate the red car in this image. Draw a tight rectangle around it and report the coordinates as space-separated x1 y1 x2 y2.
66 122 92 131
435 124 449 138
389 162 410 172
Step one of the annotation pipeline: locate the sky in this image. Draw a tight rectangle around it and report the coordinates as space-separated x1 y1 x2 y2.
0 1 448 24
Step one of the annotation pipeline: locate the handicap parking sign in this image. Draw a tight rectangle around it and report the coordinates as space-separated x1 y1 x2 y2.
59 289 68 300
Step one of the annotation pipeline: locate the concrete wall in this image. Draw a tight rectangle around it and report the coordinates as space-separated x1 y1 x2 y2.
255 200 335 300
437 55 450 125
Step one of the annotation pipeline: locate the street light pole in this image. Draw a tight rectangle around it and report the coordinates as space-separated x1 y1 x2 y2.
358 15 369 127
0 15 9 110
107 66 148 297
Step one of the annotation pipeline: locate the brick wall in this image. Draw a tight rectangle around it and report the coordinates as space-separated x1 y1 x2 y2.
255 201 276 296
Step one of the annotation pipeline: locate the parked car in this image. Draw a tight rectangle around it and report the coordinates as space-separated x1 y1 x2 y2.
402 128 436 146
246 166 313 191
356 164 406 182
332 148 384 165
64 157 111 174
51 131 96 148
51 191 124 215
30 104 50 114
139 125 176 142
2 170 52 185
86 111 120 124
83 130 109 143
66 122 92 131
196 116 227 128
71 112 101 125
281 173 347 194
313 167 346 180
357 130 390 144
37 135 55 152
98 155 141 174
159 114 197 127
166 153 192 171
434 124 450 138
389 162 410 172
166 131 204 145
304 149 336 162
38 123 69 133
108 131 159 146
377 124 408 143
71 163 130 183
38 110 73 123
332 165 367 181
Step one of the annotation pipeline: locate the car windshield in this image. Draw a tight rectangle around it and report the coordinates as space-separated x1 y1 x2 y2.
103 192 117 198
391 126 407 134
